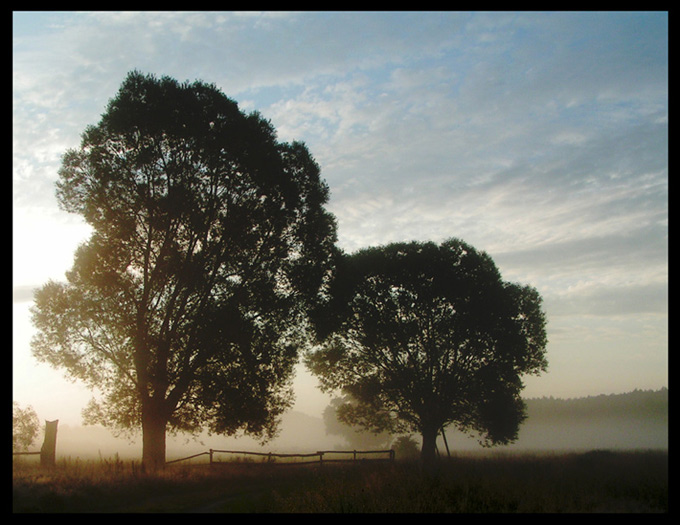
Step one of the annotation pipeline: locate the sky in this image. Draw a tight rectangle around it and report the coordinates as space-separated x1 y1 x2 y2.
13 11 668 427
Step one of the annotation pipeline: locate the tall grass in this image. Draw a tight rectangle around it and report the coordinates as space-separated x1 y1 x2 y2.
13 455 239 513
13 450 667 513
271 450 667 513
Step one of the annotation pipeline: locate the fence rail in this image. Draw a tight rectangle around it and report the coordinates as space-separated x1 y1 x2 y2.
166 448 395 467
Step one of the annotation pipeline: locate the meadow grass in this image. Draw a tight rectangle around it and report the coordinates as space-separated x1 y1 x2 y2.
270 450 668 513
13 449 667 513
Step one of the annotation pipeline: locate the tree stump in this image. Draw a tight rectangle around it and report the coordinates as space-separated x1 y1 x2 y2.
40 420 58 468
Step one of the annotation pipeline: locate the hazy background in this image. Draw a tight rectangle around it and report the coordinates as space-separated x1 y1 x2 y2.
13 12 667 449
21 389 668 461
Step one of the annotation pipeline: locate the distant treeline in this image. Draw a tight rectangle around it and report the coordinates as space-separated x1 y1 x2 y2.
438 388 671 451
525 388 668 422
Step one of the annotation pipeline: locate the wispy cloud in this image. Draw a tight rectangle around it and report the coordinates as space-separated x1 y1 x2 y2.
13 11 668 403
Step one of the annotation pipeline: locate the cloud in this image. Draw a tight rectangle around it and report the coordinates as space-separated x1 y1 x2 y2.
12 11 668 406
13 13 668 312
546 282 668 318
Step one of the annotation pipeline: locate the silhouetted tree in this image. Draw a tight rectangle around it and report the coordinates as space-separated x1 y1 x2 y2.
31 71 337 470
391 435 420 461
307 239 548 465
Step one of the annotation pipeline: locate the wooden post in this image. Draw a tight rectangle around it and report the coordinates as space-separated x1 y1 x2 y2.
40 420 58 468
441 429 450 458
209 448 213 466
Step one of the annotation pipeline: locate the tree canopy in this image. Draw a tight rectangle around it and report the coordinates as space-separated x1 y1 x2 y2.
13 403 40 453
31 71 337 469
306 239 548 463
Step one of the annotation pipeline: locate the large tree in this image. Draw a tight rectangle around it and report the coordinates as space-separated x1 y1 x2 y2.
307 239 547 464
31 71 337 469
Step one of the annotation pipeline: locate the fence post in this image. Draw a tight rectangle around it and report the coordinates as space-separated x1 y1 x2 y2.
40 420 58 468
209 449 213 466
441 429 451 458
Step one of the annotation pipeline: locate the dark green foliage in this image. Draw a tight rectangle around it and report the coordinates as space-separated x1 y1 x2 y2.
307 239 548 461
527 388 669 421
31 71 337 468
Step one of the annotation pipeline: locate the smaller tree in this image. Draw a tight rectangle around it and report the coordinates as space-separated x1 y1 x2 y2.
391 435 420 461
13 403 40 452
307 239 548 464
323 396 393 449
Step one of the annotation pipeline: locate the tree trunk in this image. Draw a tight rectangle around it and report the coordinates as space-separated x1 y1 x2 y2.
141 399 167 471
420 424 439 467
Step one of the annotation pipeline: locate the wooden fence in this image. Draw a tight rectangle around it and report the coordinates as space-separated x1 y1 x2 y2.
166 448 395 467
14 418 395 468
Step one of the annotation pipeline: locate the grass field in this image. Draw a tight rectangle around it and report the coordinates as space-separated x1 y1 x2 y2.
13 449 667 513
